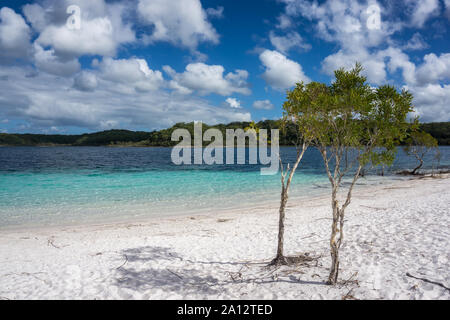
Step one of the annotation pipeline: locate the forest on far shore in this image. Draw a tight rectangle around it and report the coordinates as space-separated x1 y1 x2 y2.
0 120 449 147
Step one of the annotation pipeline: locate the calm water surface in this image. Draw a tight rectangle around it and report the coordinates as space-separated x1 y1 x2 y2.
0 146 448 228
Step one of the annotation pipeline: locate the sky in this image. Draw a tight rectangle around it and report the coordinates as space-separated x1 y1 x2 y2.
0 0 449 134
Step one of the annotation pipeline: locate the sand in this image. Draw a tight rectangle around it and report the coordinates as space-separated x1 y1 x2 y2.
0 174 449 300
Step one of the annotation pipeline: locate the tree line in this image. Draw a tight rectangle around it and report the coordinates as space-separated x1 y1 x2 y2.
0 120 449 147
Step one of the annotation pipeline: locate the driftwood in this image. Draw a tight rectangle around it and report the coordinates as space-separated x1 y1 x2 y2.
47 238 61 249
116 254 128 269
406 272 450 291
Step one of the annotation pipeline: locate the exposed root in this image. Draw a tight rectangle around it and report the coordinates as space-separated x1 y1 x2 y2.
268 255 289 267
268 253 318 267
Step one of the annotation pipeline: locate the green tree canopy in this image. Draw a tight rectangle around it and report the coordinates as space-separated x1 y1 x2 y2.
283 63 415 284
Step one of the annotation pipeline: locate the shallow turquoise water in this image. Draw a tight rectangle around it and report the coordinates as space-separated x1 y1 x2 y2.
0 146 448 228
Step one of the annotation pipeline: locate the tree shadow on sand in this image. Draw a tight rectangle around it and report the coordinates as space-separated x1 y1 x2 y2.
114 246 224 296
113 246 327 298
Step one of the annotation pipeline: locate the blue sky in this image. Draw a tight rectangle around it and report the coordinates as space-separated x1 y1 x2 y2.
0 0 449 134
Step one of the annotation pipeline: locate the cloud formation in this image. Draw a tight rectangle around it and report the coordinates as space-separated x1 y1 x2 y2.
164 63 250 96
253 100 274 110
406 0 440 28
225 98 241 109
269 31 311 54
259 49 310 90
138 0 219 50
0 7 31 61
24 0 135 59
0 65 251 131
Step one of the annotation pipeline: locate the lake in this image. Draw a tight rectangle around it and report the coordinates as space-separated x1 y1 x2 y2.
0 146 448 229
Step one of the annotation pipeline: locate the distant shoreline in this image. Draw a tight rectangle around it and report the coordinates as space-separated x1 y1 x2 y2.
1 121 449 146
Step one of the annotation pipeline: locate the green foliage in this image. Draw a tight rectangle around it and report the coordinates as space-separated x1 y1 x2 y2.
0 133 28 145
282 63 416 285
419 122 450 145
404 130 438 151
283 63 415 170
402 130 439 174
0 121 448 147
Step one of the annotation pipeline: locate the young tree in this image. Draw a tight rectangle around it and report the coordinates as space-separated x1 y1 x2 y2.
403 131 439 175
270 123 309 266
270 83 329 266
284 64 414 284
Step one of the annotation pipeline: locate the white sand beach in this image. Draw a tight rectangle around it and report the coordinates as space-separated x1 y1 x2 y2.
0 175 449 300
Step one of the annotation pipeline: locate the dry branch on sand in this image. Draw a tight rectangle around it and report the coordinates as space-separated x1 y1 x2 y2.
406 273 450 291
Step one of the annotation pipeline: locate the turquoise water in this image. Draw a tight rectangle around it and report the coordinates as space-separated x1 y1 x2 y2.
0 146 448 229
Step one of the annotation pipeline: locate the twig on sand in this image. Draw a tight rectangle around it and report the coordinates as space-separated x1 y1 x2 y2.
383 186 412 190
116 254 128 270
300 233 317 240
314 217 332 222
360 205 388 211
227 264 249 282
47 238 60 249
167 269 183 280
342 288 358 300
339 272 359 288
227 271 243 282
406 273 450 291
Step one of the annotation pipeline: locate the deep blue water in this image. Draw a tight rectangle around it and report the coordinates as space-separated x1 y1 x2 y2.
0 146 448 228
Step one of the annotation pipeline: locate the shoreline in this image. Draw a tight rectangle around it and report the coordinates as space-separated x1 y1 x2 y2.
0 174 410 234
0 174 448 299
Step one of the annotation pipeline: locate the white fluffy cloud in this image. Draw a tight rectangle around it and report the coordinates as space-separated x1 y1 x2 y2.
24 0 135 59
403 33 429 51
0 65 251 131
276 0 401 85
73 71 98 92
253 100 274 110
276 0 443 87
381 47 417 85
322 48 387 84
405 83 450 122
138 0 219 50
33 43 81 77
97 57 164 92
406 0 440 28
415 53 450 86
0 7 31 61
164 63 250 96
269 31 311 54
259 49 310 90
225 98 241 109
279 0 400 51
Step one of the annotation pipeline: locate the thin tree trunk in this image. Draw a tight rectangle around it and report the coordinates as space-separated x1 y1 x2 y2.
272 190 289 265
327 188 340 284
412 159 423 175
270 143 307 266
327 165 362 285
